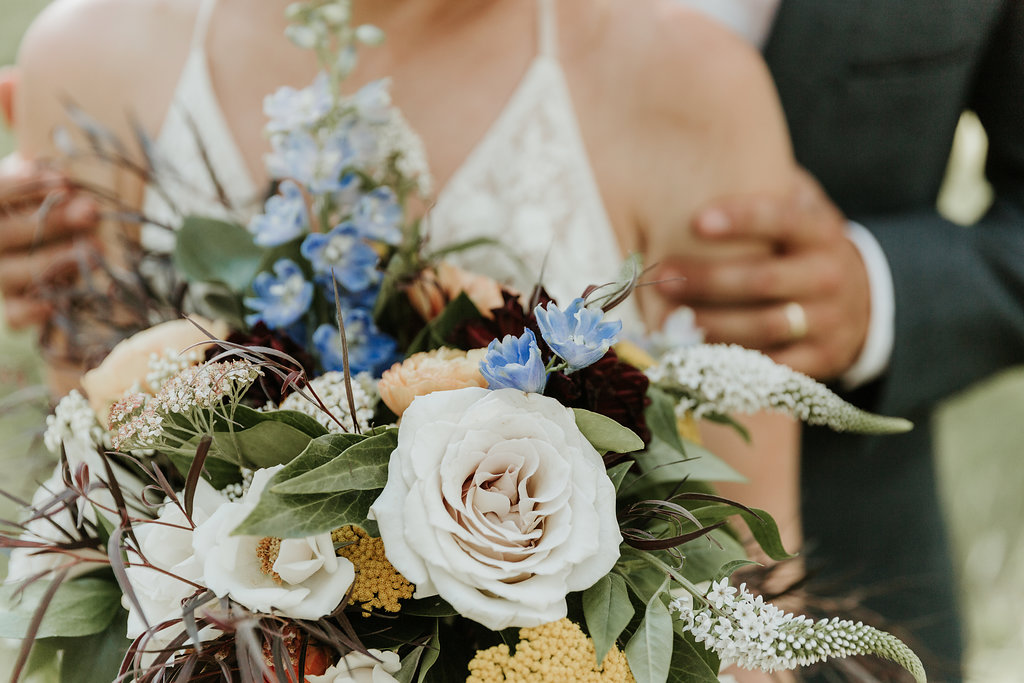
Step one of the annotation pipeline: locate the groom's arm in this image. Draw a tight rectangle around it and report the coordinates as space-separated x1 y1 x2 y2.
855 0 1024 417
654 1 1024 418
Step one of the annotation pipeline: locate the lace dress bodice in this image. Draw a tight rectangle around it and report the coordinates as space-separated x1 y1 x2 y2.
141 0 643 331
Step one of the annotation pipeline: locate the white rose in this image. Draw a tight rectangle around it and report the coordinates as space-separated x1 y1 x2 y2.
307 649 402 683
370 387 621 630
192 467 355 620
123 479 227 639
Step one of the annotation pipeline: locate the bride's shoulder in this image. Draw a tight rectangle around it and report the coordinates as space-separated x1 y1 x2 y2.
15 0 200 156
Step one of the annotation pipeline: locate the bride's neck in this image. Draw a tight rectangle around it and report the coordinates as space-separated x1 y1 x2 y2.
352 0 502 32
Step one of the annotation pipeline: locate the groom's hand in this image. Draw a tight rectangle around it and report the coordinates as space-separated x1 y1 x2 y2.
654 170 871 381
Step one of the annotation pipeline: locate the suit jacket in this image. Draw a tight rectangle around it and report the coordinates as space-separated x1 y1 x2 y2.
763 2 1023 679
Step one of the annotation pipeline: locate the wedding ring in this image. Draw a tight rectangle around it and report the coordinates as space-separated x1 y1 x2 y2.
784 301 808 341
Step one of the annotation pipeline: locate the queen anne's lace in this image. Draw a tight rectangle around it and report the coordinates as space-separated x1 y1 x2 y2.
43 390 104 454
646 344 912 434
671 580 926 682
278 371 378 433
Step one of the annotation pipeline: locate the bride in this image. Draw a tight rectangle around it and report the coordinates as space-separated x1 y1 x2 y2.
14 0 802 651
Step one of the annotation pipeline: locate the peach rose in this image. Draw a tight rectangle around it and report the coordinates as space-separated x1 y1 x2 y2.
378 347 488 417
81 317 230 423
407 263 506 321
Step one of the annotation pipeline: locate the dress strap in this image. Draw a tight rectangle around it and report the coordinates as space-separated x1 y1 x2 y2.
188 0 220 57
536 0 558 59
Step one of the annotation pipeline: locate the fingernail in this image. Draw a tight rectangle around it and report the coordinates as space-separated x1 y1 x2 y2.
698 209 730 236
65 196 98 226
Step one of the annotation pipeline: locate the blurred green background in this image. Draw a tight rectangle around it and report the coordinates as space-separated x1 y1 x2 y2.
2 4 1023 682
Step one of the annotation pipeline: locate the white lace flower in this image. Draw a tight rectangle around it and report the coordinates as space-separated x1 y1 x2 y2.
646 344 912 433
279 371 378 433
370 387 621 630
670 580 926 682
192 467 355 620
43 390 105 454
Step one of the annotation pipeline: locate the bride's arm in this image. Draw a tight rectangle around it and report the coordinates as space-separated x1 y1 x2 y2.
625 4 802 554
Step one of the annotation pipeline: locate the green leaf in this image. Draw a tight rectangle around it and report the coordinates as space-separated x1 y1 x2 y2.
645 387 686 452
572 409 645 454
272 429 398 494
582 573 634 664
394 646 425 683
234 486 379 539
406 292 483 355
624 583 674 683
606 461 634 493
417 625 441 683
633 437 744 488
252 407 331 438
692 505 796 561
616 547 673 605
201 420 317 469
173 216 264 292
400 596 459 618
678 527 747 584
666 626 720 683
54 611 130 683
0 578 122 639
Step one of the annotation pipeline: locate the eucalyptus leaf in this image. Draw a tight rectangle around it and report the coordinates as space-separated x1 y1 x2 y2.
0 578 122 639
399 596 459 618
582 573 634 663
572 409 644 454
624 583 674 683
394 645 425 683
173 216 264 292
272 429 398 494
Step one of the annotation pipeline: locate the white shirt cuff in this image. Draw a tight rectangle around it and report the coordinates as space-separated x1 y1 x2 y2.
840 222 895 390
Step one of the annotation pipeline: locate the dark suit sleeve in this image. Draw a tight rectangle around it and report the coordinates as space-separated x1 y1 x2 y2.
860 1 1024 418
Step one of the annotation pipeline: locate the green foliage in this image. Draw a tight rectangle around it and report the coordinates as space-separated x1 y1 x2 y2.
271 429 398 493
173 217 264 292
405 292 482 355
606 461 634 493
666 628 720 683
0 578 122 640
52 611 131 683
572 408 645 455
624 581 674 683
233 432 386 537
582 573 634 663
691 505 795 562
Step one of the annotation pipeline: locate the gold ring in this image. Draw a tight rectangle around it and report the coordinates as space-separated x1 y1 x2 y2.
784 301 808 341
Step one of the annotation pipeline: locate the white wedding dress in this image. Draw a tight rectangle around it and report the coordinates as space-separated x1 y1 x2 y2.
141 0 643 331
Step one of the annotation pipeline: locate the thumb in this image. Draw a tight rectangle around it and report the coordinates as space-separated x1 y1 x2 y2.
0 66 18 128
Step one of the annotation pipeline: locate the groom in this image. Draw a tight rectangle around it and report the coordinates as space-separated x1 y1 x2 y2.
664 1 1024 680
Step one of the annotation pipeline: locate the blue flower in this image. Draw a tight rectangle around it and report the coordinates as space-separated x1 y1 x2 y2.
479 329 547 393
534 298 622 373
312 312 398 376
243 259 314 330
351 79 392 124
266 128 355 194
353 187 402 245
300 222 381 294
248 180 307 247
263 72 333 134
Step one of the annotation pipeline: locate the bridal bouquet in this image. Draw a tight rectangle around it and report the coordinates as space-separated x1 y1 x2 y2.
1 2 928 682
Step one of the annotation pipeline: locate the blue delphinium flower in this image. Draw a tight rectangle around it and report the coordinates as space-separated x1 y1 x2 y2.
267 128 354 194
351 78 392 124
353 187 402 245
243 259 314 330
263 72 333 134
248 180 307 247
479 329 547 393
300 222 381 293
312 312 398 376
534 298 622 373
